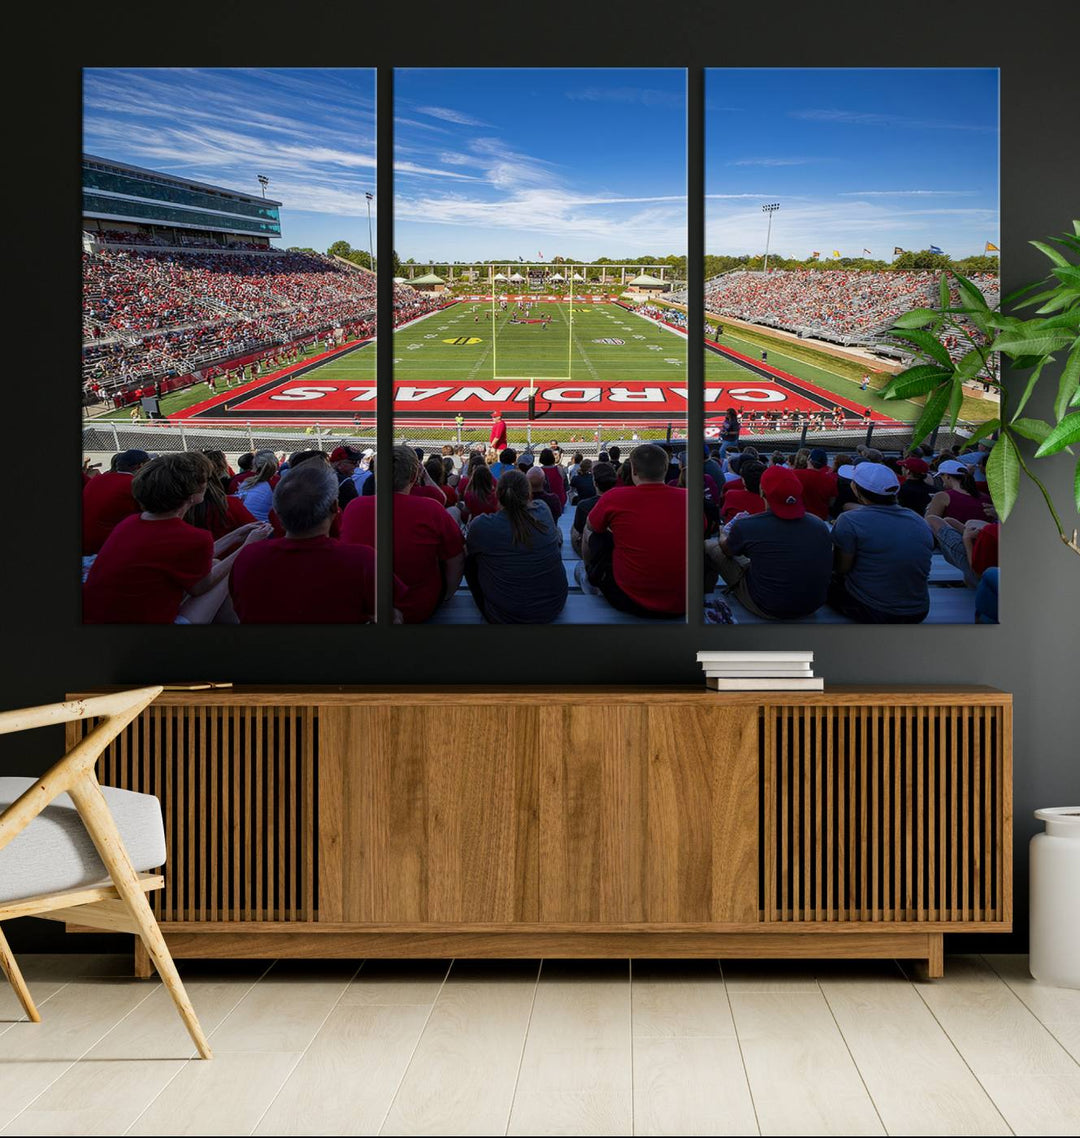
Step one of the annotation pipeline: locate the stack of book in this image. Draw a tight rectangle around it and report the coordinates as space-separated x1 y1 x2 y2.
696 651 823 691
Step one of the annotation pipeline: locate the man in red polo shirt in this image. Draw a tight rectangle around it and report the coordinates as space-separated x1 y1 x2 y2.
82 449 151 554
230 463 402 623
584 443 686 617
341 445 464 623
489 410 508 451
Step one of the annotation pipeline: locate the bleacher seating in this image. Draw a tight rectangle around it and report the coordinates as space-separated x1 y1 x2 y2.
427 502 684 625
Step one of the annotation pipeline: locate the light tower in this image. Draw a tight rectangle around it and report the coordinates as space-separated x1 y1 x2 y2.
257 174 270 199
365 192 375 273
761 202 780 273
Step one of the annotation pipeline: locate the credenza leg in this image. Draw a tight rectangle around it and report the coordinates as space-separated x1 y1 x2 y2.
134 936 152 979
927 933 944 979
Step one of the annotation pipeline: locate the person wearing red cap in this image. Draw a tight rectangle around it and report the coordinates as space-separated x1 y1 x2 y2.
490 410 508 451
706 465 832 620
328 446 362 510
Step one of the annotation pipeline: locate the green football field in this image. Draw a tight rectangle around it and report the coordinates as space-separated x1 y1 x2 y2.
392 300 686 384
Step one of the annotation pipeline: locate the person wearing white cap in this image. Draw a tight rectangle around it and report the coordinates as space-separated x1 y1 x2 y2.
829 462 935 623
927 459 993 525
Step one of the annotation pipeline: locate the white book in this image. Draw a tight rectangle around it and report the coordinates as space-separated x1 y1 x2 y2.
696 650 814 663
705 668 814 678
702 661 812 672
706 677 824 691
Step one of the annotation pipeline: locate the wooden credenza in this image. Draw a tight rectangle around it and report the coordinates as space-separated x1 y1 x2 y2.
67 686 1012 977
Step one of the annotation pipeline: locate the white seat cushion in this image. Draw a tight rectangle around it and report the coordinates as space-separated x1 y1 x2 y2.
0 777 166 904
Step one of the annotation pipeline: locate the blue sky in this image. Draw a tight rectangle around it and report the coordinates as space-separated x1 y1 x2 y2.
83 69 377 253
393 69 687 260
707 69 1000 259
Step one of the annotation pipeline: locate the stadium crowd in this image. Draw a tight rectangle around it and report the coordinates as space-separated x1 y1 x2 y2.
82 247 443 399
702 427 998 624
703 270 998 344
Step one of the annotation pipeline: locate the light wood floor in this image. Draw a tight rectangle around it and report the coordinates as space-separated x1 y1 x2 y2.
1 953 1077 1136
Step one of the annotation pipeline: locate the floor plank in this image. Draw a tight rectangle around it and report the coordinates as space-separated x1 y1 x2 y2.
507 961 633 1137
1 1059 185 1137
819 971 1010 1135
381 960 540 1136
0 978 159 1130
633 1037 758 1136
127 1050 302 1136
85 962 267 1060
975 1073 1080 1137
631 960 735 1038
206 959 358 1053
984 954 1080 1064
339 960 452 1007
253 1005 432 1137
729 991 884 1136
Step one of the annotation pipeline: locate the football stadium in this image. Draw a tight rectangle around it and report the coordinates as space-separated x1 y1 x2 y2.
81 155 1000 627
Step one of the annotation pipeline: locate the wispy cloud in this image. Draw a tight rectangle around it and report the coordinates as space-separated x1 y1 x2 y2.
394 116 450 134
791 108 995 133
839 189 978 197
416 105 492 127
565 86 683 109
728 157 817 167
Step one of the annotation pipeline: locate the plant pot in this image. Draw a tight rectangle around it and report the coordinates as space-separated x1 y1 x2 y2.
1029 808 1080 989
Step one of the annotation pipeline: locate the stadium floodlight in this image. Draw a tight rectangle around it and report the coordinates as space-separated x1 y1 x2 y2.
761 202 781 274
365 192 375 273
257 174 270 198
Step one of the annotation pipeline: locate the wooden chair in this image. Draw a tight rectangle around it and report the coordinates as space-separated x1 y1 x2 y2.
0 686 211 1059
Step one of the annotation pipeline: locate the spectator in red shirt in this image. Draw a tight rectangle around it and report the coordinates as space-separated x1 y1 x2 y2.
584 444 687 617
720 460 769 523
793 448 838 520
230 462 399 624
82 449 151 554
184 453 258 541
227 452 255 494
341 445 465 623
489 410 508 451
84 452 271 624
461 462 498 520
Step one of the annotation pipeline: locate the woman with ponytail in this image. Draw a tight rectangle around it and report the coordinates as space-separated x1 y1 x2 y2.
464 469 567 623
927 459 992 524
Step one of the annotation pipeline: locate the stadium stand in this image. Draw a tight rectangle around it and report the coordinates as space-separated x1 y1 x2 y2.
81 248 442 400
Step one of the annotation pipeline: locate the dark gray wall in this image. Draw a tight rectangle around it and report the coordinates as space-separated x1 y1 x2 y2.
3 8 1078 953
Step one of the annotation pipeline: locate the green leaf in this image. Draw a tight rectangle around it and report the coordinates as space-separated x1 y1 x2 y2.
1075 458 1080 515
890 328 955 368
1034 289 1080 314
1056 345 1080 422
954 348 988 385
1010 358 1047 420
953 272 990 311
962 419 1001 447
1010 417 1052 444
911 382 953 444
993 328 1074 358
892 308 939 329
947 379 964 430
1034 412 1080 457
1003 279 1051 307
986 433 1021 521
883 365 955 400
1031 240 1070 268
939 271 951 310
1052 265 1080 288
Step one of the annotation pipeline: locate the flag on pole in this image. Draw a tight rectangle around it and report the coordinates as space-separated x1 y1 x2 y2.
930 245 945 255
863 248 872 256
985 241 999 253
832 250 841 258
894 246 904 255
538 251 544 260
811 251 820 259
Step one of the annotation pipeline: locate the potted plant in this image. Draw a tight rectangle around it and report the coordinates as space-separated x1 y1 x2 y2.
881 220 1079 555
